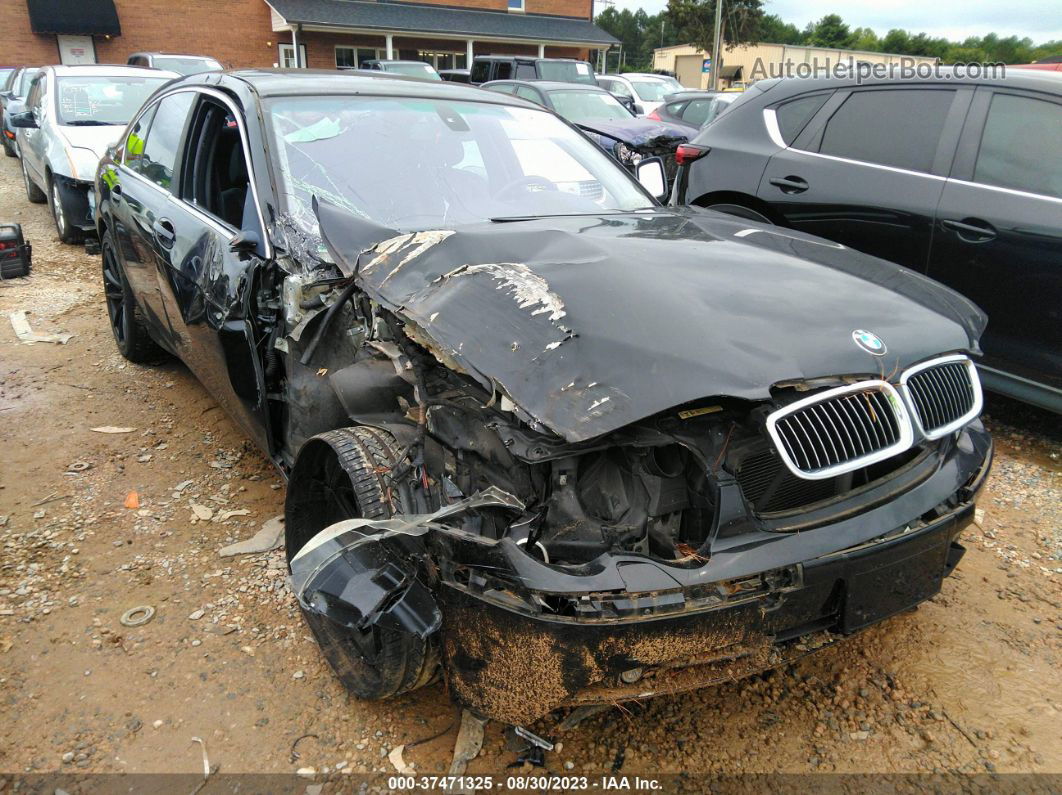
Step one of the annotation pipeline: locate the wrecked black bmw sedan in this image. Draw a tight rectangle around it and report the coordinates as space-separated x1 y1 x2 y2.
94 70 992 726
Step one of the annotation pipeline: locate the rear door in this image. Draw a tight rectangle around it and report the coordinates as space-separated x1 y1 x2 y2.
927 87 1062 394
110 103 170 333
757 86 970 270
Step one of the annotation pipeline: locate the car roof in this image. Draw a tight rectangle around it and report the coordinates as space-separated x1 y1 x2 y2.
474 56 581 63
489 80 603 93
186 68 532 106
132 52 217 60
47 64 180 78
377 61 434 66
752 67 1062 100
664 90 718 100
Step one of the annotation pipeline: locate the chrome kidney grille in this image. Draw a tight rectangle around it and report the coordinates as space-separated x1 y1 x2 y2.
900 355 982 439
765 355 981 481
767 382 913 480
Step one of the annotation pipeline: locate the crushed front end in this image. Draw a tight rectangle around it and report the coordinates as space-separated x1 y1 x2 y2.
282 207 994 725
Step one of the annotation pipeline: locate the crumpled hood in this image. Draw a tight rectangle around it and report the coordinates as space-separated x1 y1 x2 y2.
317 205 986 443
577 118 688 149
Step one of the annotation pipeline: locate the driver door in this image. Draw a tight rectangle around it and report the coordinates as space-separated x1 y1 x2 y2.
156 91 273 452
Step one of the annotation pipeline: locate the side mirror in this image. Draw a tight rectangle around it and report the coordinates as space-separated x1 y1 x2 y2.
633 103 645 116
229 229 261 253
635 157 667 201
9 110 37 129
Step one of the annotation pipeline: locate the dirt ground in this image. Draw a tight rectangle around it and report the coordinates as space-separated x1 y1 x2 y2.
1 150 1060 782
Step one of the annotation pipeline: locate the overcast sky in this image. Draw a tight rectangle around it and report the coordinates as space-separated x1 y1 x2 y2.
594 0 1062 43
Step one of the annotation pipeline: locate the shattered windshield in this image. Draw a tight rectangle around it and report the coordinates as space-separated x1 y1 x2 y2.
547 90 632 124
266 95 652 234
55 76 169 125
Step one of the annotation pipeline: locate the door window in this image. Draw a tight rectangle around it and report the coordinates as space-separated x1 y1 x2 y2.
278 43 307 69
123 105 157 168
180 98 255 230
515 63 536 79
819 89 955 173
470 61 491 83
973 93 1062 200
137 93 195 190
680 99 714 126
774 93 829 144
514 86 543 105
494 62 513 80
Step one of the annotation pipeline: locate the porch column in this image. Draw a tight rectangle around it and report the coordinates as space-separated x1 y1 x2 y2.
386 33 394 60
291 25 301 67
538 44 545 58
466 39 474 66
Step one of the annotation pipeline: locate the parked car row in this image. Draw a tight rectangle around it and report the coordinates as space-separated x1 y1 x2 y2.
9 65 178 243
87 69 994 726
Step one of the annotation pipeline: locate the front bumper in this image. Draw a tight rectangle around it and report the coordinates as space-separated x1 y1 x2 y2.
54 176 95 231
436 426 992 724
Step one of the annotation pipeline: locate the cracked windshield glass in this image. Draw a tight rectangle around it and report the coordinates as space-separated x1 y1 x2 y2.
266 95 653 240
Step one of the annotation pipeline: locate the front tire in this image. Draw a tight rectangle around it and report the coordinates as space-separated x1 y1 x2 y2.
2 135 14 158
286 427 438 700
101 230 162 363
22 158 45 203
49 178 84 244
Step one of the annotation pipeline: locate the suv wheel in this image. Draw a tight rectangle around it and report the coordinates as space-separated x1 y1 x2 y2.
49 179 84 244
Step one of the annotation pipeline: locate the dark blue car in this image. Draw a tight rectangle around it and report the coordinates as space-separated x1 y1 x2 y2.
482 80 689 189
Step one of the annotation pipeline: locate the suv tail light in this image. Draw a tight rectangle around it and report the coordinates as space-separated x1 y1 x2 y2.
646 109 662 121
674 144 710 166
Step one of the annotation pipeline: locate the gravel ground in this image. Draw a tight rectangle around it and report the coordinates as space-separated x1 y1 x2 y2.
0 151 1059 781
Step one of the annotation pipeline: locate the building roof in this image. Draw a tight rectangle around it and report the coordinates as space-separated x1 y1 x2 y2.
26 0 121 36
266 0 619 46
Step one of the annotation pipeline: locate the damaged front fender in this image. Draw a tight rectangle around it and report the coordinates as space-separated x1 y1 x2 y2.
289 488 525 639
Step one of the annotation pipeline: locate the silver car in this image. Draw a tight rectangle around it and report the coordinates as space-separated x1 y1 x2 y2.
10 65 177 243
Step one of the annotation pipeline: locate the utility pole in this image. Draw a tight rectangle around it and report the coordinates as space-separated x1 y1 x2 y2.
710 0 723 90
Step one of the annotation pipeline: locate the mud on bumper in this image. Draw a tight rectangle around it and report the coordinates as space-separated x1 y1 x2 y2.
437 434 992 725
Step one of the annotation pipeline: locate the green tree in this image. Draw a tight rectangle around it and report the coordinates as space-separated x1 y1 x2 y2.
758 14 804 45
666 0 766 54
804 14 853 49
849 26 881 52
880 28 911 54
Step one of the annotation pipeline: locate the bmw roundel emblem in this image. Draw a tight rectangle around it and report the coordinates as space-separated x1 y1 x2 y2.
852 329 887 356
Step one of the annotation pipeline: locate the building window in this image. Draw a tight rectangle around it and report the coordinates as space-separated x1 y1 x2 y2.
508 0 525 11
336 47 383 69
417 51 465 70
278 43 307 68
335 47 356 68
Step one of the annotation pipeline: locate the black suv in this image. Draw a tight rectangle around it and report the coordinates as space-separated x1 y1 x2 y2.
469 56 596 86
673 69 1062 413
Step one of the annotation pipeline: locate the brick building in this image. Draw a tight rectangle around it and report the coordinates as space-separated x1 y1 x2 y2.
2 0 616 71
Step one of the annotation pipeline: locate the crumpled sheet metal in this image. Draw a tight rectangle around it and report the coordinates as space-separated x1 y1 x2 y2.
288 488 524 637
316 200 986 444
